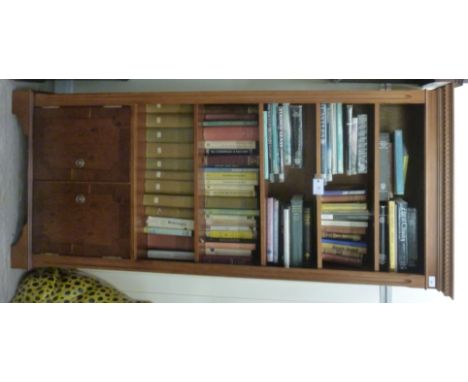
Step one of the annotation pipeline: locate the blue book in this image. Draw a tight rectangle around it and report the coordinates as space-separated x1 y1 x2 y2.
263 111 269 180
336 103 344 174
321 239 367 248
320 104 328 176
144 226 192 237
394 130 404 195
271 103 279 177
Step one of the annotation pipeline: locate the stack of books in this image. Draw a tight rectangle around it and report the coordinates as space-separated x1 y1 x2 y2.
320 190 370 267
140 104 195 261
379 130 417 272
263 104 304 183
267 195 312 268
201 105 260 265
320 103 368 182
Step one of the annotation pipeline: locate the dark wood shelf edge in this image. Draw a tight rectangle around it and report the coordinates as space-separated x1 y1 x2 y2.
26 254 425 288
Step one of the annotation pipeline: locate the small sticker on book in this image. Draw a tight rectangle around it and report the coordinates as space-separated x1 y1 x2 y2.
156 117 162 124
313 178 325 195
157 147 162 154
157 131 162 138
156 104 162 109
153 197 159 204
156 183 160 191
156 161 162 168
156 171 161 178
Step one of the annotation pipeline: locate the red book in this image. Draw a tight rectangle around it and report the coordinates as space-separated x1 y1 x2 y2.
203 155 259 167
204 113 258 121
147 234 193 251
203 126 259 141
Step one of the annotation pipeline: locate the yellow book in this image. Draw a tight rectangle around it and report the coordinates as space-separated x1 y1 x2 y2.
388 200 396 272
145 180 193 195
204 171 259 181
206 230 256 240
146 143 193 159
321 203 367 212
145 207 194 219
145 104 193 114
145 114 193 128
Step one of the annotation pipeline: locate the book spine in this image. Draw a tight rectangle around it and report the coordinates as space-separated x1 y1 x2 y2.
290 196 303 267
205 149 257 155
145 206 194 219
407 207 418 269
326 104 333 181
337 103 344 174
147 250 194 261
145 114 193 128
204 248 252 257
278 105 285 182
144 170 194 181
379 133 392 201
204 197 258 210
204 209 259 217
283 207 290 268
388 200 396 271
321 220 368 228
146 158 193 171
397 200 409 271
271 103 279 176
379 205 387 270
202 120 258 127
143 194 194 209
357 114 368 174
203 141 256 150
304 207 311 266
147 233 193 251
204 113 258 121
200 255 253 265
204 241 256 251
144 180 193 195
145 128 194 143
203 126 259 141
294 106 304 168
204 155 259 168
283 104 292 166
204 189 256 198
206 230 256 240
147 216 194 230
273 198 279 264
346 105 353 175
320 195 367 203
267 198 274 263
394 130 404 195
331 103 337 174
267 105 273 182
144 226 192 237
263 110 269 180
320 104 328 176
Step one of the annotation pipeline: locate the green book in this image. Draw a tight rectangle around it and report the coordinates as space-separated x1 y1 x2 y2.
143 194 194 208
146 158 193 171
144 170 194 181
290 195 303 267
202 120 258 127
145 207 194 219
204 197 258 210
204 209 259 217
145 180 193 195
145 114 193 128
146 128 193 143
146 143 193 158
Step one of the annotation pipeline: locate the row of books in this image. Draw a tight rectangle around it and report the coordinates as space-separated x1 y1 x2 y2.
267 195 311 267
263 104 304 183
320 104 368 181
201 105 260 265
320 190 370 267
379 200 418 272
140 104 196 261
379 130 409 201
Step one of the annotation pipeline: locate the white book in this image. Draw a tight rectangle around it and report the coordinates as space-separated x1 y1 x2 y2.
147 250 194 261
146 216 194 230
321 220 368 228
283 207 290 268
204 248 252 257
346 105 353 175
203 141 256 150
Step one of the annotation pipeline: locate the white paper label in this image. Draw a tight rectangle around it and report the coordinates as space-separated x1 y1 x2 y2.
153 197 159 204
156 117 162 124
157 147 162 154
157 131 162 138
428 276 436 288
313 178 325 195
156 171 161 178
156 183 160 191
156 161 162 168
156 104 162 109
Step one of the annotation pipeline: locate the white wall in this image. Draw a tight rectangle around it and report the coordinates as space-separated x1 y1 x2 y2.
65 79 457 302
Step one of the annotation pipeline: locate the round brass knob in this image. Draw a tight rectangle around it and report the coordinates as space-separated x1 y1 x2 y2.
75 158 86 168
75 194 86 204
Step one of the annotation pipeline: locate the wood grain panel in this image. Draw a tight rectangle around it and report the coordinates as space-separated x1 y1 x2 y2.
34 106 130 182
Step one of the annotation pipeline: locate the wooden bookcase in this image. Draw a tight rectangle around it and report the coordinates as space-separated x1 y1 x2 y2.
10 87 454 297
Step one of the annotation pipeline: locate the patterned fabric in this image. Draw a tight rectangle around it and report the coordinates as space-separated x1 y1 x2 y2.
11 267 144 303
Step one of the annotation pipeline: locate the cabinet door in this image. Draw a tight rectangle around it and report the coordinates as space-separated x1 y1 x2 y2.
32 182 130 258
33 106 130 182
425 84 454 298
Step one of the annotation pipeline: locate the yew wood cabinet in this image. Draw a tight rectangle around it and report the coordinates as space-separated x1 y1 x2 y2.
10 87 454 297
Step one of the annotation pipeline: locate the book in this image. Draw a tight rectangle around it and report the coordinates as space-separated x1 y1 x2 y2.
304 207 311 266
204 179 258 186
267 198 274 262
144 170 194 181
357 114 368 174
144 114 193 128
203 105 258 114
320 104 328 176
271 103 279 176
273 198 279 264
204 248 253 257
143 194 194 209
278 104 285 182
267 105 274 182
204 209 259 217
330 103 337 173
322 253 363 266
396 199 409 271
204 148 257 155
145 128 193 143
321 213 370 221
202 120 258 127
394 129 404 195
348 116 358 175
144 226 192 237
147 233 193 251
204 197 258 210
146 143 193 158
321 203 367 211
205 215 256 227
290 195 303 267
205 225 255 232
203 141 256 150
205 230 256 240
147 250 194 261
337 103 344 174
407 207 418 269
263 110 269 179
290 105 303 168
203 126 259 141
204 189 256 198
145 207 194 219
379 205 388 270
320 195 367 203
388 200 396 271
203 241 256 251
204 167 258 178
145 104 193 114
145 180 193 195
321 226 367 235
323 190 366 196
322 233 364 242
204 113 258 121
146 158 193 171
321 220 368 228
346 105 353 175
146 216 194 231
283 103 292 166
379 133 393 201
204 155 259 168
283 207 290 268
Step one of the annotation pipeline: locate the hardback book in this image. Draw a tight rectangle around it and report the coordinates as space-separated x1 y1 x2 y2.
204 208 259 217
336 103 344 174
322 253 363 266
204 241 256 251
205 225 255 233
146 158 193 172
303 207 311 266
290 105 303 168
271 103 280 177
357 114 368 174
321 226 367 235
147 233 193 251
321 239 367 255
348 116 359 175
147 250 194 261
394 129 405 195
204 167 258 178
263 110 269 179
396 199 409 271
204 154 259 168
202 120 258 127
320 195 367 203
330 103 337 174
321 220 368 228
205 230 256 240
321 203 367 212
146 143 193 159
388 200 397 272
143 194 194 209
204 197 258 210
204 189 256 198
145 180 193 195
267 198 274 262
144 113 193 128
321 212 370 221
204 179 258 186
145 206 194 219
290 195 303 267
203 105 258 115
346 105 354 175
283 103 292 166
322 232 364 242
204 183 256 192
146 216 194 231
204 149 257 155
266 105 274 182
205 215 256 227
204 113 258 121
283 207 290 268
278 104 285 182
320 104 328 176
407 207 418 270
144 170 194 181
323 189 366 196
145 128 193 143
204 248 253 257
273 198 279 264
144 226 192 237
145 104 193 114
379 205 388 270
203 141 256 150
203 126 259 141
379 132 393 201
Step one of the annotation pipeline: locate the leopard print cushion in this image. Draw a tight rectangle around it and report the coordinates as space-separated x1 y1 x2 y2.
11 267 143 303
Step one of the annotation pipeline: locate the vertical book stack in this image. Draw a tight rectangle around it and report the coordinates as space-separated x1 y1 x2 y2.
140 104 195 261
201 105 260 265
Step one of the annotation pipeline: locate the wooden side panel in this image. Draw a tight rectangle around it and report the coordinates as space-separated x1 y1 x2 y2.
33 182 130 258
33 106 130 182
